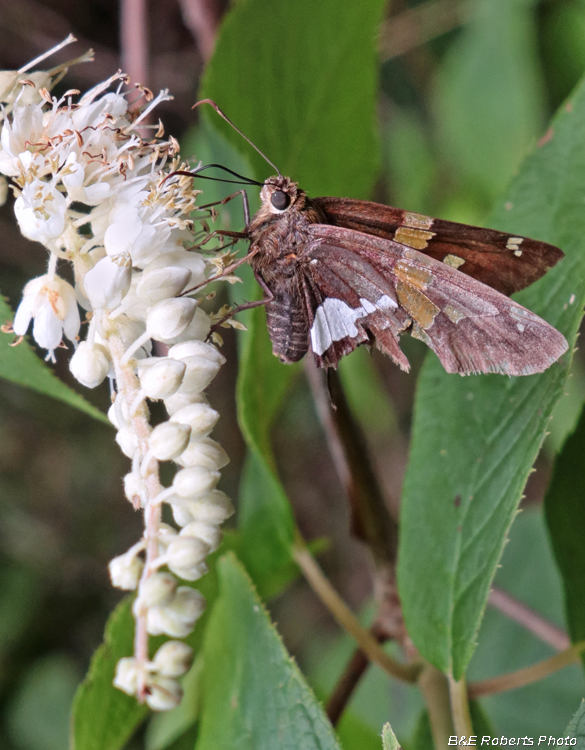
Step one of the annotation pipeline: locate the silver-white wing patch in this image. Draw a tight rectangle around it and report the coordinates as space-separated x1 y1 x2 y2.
310 296 398 355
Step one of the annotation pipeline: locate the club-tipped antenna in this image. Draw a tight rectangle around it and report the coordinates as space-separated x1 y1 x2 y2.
193 99 282 177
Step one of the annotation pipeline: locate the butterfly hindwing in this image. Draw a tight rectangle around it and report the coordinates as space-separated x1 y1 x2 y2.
302 224 568 375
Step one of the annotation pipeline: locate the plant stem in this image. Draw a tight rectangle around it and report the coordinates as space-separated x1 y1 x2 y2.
109 330 162 700
448 675 473 737
380 0 465 61
418 665 454 750
469 640 585 698
293 540 420 684
326 629 388 725
488 586 570 650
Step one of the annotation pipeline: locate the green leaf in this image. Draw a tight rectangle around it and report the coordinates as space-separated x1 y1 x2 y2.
434 0 544 204
567 700 585 746
381 722 401 750
338 712 385 750
0 296 108 423
468 509 582 736
200 0 386 198
398 76 585 678
195 553 342 750
235 452 298 598
71 599 147 750
544 403 585 650
201 0 387 590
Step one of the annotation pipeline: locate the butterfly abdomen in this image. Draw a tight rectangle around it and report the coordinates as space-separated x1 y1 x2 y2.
265 288 309 363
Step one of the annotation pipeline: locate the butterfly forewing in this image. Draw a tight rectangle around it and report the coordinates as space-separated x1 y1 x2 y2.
314 197 563 296
303 225 568 375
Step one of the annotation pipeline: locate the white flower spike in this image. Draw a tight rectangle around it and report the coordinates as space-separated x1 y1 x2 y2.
2 46 238 711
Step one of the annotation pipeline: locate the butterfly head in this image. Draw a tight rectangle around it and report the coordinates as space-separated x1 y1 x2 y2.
260 176 306 215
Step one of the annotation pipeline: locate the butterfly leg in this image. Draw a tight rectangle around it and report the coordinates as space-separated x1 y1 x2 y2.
206 295 273 342
180 246 260 297
206 271 274 341
196 189 251 225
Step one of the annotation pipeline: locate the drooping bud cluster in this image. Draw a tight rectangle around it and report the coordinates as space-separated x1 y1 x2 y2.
0 39 237 710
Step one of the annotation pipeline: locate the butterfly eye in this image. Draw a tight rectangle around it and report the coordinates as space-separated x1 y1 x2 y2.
271 190 290 210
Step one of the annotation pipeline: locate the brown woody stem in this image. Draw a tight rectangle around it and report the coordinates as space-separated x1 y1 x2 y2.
468 640 585 698
326 627 389 725
292 540 420 684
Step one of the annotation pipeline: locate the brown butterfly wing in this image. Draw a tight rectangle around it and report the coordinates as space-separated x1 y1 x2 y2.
302 224 568 374
313 197 564 296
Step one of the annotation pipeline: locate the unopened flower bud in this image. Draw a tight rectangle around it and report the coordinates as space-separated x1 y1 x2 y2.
107 403 120 428
168 560 208 582
168 586 206 625
134 572 177 614
116 426 138 458
145 675 183 711
109 553 144 590
167 537 210 580
144 250 206 287
176 437 229 470
69 341 111 388
181 490 235 524
168 340 225 367
172 466 220 498
169 402 219 438
108 394 129 429
153 641 193 677
114 657 140 696
148 421 191 461
157 522 179 545
164 391 207 416
171 308 211 343
146 607 190 637
171 503 196 528
181 520 223 553
124 472 146 507
146 298 197 342
177 355 222 395
138 358 186 400
136 265 191 304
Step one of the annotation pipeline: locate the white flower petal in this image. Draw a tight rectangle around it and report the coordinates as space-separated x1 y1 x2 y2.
84 255 132 310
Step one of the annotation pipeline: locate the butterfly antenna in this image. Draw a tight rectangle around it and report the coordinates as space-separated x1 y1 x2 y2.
193 99 282 177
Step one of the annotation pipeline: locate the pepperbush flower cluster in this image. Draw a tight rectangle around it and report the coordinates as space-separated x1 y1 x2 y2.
0 39 235 710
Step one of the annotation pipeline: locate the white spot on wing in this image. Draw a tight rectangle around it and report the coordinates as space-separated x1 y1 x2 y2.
377 294 397 310
359 298 376 314
310 293 399 355
506 236 523 251
311 298 360 355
